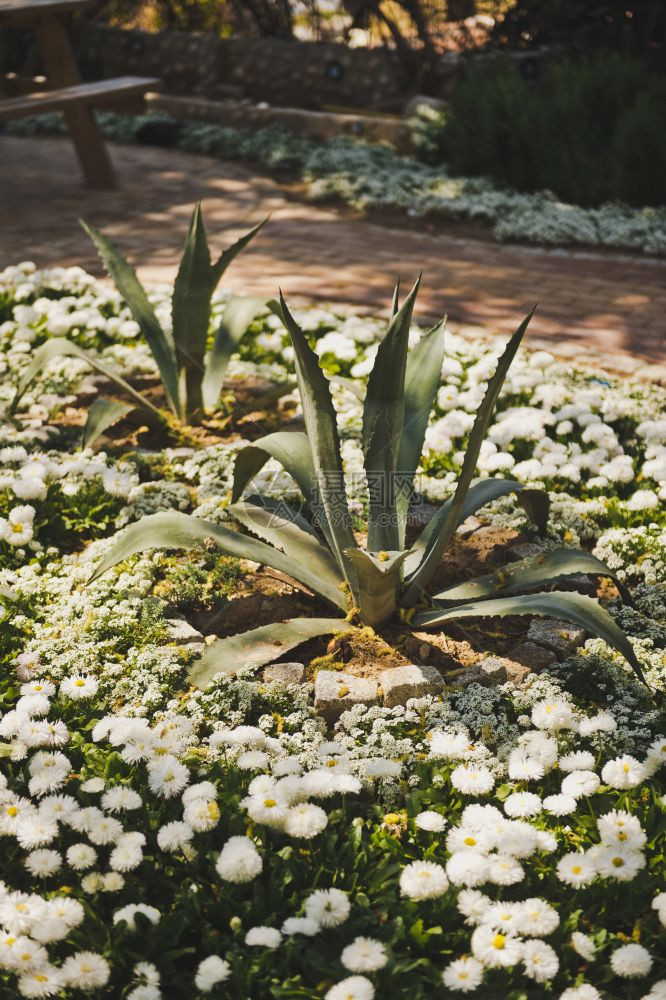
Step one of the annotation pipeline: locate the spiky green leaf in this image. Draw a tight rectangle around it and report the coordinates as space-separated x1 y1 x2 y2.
209 217 268 287
345 548 410 629
432 548 633 606
82 399 136 449
88 511 346 609
80 220 180 414
171 204 212 420
11 338 162 418
229 500 344 601
413 590 645 683
403 478 545 579
363 278 420 552
396 317 446 547
189 617 354 689
273 295 357 582
202 295 267 412
401 310 535 605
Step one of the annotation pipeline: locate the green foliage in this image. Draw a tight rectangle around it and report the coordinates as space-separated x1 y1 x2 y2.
89 282 641 684
152 548 245 615
420 55 666 208
11 205 271 440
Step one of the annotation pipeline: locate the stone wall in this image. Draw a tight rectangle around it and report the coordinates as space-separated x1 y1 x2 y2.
76 25 410 111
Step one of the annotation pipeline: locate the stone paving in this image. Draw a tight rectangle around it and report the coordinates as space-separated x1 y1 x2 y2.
2 135 665 374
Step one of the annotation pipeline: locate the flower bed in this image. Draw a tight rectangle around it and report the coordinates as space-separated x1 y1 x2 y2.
8 112 666 257
0 261 664 999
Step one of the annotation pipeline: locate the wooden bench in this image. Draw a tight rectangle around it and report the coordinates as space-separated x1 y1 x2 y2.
0 76 160 120
0 0 161 188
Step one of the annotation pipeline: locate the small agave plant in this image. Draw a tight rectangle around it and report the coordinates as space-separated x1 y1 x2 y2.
90 280 644 688
11 205 279 445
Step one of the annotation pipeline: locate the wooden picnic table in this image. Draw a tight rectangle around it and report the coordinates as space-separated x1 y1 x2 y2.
0 0 160 188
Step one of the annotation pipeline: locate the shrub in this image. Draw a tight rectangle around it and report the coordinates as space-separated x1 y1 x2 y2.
420 54 666 208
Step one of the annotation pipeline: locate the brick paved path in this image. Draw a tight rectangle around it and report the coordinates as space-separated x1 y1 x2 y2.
2 136 665 373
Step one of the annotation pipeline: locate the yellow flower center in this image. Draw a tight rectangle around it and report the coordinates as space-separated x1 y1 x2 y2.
572 865 582 874
264 799 277 808
75 679 86 687
492 934 506 950
612 856 624 868
464 836 476 846
11 523 23 533
7 806 18 817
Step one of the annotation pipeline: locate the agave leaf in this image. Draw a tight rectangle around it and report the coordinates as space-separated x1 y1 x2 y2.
433 549 634 606
345 549 410 629
413 590 645 684
328 374 366 402
80 220 180 415
202 295 267 412
171 204 212 420
229 500 343 592
189 617 354 688
273 295 357 582
11 338 163 418
87 511 347 609
240 495 318 537
232 432 317 505
82 398 136 449
403 478 545 579
401 310 535 606
396 317 447 548
390 279 400 318
363 278 420 552
209 217 268 287
517 488 550 535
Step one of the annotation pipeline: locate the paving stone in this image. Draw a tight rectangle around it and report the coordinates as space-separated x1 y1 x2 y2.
509 641 557 672
314 671 378 723
527 619 586 660
165 617 205 645
379 663 445 708
3 136 665 375
263 661 305 685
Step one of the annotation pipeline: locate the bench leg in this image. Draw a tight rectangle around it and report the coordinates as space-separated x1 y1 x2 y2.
36 15 118 190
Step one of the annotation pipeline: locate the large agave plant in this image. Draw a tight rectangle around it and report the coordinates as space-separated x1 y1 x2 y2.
90 280 644 688
11 205 278 444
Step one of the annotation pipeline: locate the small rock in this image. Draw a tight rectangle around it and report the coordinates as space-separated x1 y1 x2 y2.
507 543 546 562
314 671 378 724
509 641 557 672
527 619 586 660
455 515 483 537
478 656 508 684
454 657 508 688
379 663 445 708
263 662 305 685
165 617 204 645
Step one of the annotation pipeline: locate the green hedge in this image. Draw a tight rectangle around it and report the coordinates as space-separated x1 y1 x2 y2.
415 54 666 208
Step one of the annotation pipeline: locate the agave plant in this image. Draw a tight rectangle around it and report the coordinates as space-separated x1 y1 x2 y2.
11 205 279 445
89 280 644 688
